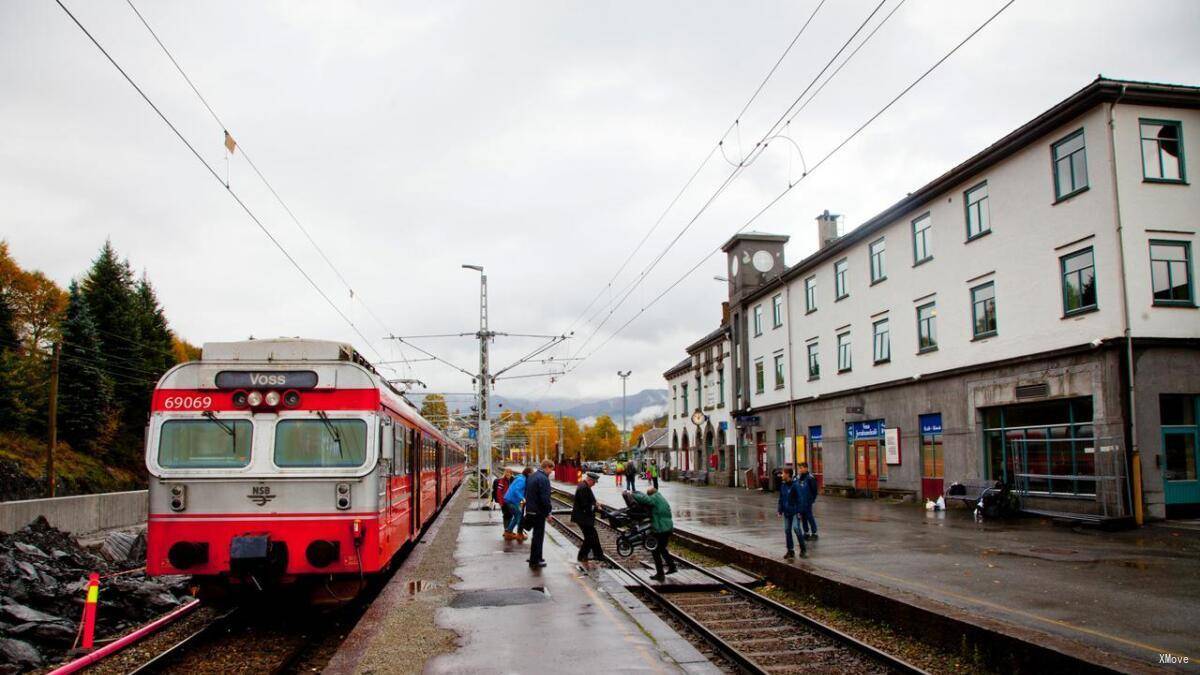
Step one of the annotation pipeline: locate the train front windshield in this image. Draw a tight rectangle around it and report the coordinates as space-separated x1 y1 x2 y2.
274 418 368 468
158 419 253 468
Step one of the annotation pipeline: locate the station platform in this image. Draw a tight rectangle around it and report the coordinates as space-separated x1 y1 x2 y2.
330 486 720 674
558 474 1200 668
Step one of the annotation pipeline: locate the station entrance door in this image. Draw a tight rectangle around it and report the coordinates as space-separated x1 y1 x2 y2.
854 440 880 493
755 432 768 487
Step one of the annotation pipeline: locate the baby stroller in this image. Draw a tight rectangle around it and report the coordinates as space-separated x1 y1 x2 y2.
602 491 658 557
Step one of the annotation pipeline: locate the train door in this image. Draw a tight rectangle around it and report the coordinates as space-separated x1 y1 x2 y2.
392 422 409 540
379 418 393 543
435 441 443 505
410 428 421 538
755 431 768 488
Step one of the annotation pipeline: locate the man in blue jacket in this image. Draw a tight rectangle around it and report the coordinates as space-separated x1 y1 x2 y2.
777 468 810 559
524 460 554 568
797 462 819 540
504 467 530 541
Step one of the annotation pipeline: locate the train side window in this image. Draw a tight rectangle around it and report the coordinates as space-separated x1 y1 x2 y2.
393 424 407 473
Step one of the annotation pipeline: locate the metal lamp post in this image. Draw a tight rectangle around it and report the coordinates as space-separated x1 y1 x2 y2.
617 370 631 452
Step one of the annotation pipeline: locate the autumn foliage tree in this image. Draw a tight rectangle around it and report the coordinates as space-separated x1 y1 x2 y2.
582 415 622 460
419 393 450 430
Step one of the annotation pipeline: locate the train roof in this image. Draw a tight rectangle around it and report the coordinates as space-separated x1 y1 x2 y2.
203 338 359 363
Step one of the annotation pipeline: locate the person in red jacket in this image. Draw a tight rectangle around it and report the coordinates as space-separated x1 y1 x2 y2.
492 468 513 535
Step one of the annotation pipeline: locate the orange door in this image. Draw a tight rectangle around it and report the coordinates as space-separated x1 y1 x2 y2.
854 440 879 492
755 432 768 486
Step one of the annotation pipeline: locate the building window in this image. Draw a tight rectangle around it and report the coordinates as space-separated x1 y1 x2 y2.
983 397 1095 495
805 276 817 313
872 319 890 364
971 281 997 338
1140 119 1186 183
917 302 937 352
1150 240 1194 306
912 213 932 265
775 429 787 468
965 181 990 240
754 359 764 394
672 385 677 416
1052 128 1088 200
835 259 849 299
1060 247 1097 316
682 383 688 414
869 238 886 283
772 294 783 328
753 305 763 336
717 367 725 407
837 332 851 372
806 343 819 380
773 353 785 389
920 413 944 481
1161 395 1198 485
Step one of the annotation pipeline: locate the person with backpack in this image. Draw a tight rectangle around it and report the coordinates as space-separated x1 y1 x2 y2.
624 459 637 493
777 468 809 559
504 467 531 541
492 468 513 528
797 462 819 540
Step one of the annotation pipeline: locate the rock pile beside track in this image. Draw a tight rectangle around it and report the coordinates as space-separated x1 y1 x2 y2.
0 517 189 673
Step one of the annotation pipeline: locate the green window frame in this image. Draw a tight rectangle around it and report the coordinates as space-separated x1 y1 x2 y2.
682 383 689 413
964 181 990 240
754 359 765 394
872 318 890 364
772 294 783 328
837 332 852 373
971 281 997 338
753 304 763 336
806 342 819 380
773 352 785 389
1140 119 1186 184
805 275 817 313
1060 247 1097 316
1150 240 1195 307
912 213 932 265
717 367 725 407
1051 128 1088 201
869 238 886 283
916 302 937 353
834 259 849 300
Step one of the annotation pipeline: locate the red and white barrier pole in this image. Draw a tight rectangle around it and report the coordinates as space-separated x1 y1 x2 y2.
80 572 99 650
49 599 200 675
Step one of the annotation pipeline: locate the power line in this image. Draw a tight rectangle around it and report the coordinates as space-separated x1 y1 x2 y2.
53 0 390 366
568 0 1017 369
564 0 830 337
567 0 891 364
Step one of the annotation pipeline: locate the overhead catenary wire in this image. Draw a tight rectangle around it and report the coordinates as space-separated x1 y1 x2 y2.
567 0 891 364
564 0 830 338
53 0 391 366
568 0 1018 370
118 0 414 376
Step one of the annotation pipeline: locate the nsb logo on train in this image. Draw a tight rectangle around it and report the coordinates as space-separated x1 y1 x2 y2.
144 338 465 599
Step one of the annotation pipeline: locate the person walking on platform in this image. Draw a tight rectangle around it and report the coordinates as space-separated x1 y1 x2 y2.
504 467 530 541
631 486 676 581
777 468 809 559
649 460 660 490
624 459 638 493
572 472 604 569
797 462 819 540
492 468 513 516
525 460 554 568
615 460 624 487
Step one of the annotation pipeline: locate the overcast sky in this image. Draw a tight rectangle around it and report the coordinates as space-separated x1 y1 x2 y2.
2 0 1198 404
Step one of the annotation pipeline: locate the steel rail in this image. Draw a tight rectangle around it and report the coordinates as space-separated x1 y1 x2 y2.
126 606 240 674
549 488 927 675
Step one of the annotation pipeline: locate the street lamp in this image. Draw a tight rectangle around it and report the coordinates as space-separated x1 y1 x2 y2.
617 370 632 452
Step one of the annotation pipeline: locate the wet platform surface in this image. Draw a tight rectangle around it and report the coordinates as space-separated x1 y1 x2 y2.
558 475 1200 667
426 501 715 674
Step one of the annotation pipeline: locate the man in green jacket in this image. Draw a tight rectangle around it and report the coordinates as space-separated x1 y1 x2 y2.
631 487 676 580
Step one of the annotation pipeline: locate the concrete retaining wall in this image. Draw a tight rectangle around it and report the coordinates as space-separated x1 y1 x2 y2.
0 491 147 535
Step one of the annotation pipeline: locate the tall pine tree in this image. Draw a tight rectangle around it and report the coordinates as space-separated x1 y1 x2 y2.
80 241 142 462
58 282 116 454
0 290 21 430
129 276 176 427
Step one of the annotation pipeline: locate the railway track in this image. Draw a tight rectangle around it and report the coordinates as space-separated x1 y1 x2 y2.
548 489 926 675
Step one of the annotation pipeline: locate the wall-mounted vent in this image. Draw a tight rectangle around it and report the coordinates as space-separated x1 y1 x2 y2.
1015 383 1049 399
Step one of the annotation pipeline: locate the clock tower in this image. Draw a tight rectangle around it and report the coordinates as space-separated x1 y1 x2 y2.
721 232 789 305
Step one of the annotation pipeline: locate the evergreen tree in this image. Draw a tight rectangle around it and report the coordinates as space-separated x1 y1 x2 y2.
58 282 116 454
0 291 21 430
129 276 176 425
80 241 142 463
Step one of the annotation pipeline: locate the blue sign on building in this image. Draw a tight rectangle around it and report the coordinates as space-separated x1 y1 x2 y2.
718 421 728 431
809 425 822 442
919 413 943 435
468 428 477 439
847 420 884 439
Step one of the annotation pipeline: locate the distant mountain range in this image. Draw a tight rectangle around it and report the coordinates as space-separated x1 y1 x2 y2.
411 389 668 425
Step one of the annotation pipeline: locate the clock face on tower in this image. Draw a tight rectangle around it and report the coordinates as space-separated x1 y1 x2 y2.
731 256 739 277
752 250 775 273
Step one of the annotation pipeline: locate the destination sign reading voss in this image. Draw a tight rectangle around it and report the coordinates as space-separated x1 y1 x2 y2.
215 370 319 389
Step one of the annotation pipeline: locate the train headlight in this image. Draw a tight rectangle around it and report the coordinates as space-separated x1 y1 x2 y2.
169 484 186 512
246 391 264 407
335 482 351 510
231 390 249 408
264 390 281 407
282 390 301 408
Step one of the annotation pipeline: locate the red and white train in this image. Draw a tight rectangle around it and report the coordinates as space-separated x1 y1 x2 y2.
144 338 464 594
